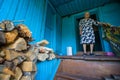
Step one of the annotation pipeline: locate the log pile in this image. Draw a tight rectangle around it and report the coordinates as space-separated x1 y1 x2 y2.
0 20 56 80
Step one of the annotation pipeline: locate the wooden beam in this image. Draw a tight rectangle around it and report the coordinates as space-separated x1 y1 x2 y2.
56 55 120 61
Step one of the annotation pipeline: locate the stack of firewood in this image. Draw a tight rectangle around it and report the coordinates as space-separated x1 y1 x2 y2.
0 20 56 80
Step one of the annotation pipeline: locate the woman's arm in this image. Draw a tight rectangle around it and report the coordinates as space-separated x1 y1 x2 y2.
79 20 82 35
79 26 82 35
92 19 102 26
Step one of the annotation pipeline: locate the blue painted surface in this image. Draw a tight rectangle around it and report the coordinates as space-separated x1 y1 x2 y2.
36 1 62 80
98 2 120 52
62 16 77 55
0 0 46 42
36 59 61 80
55 14 62 54
44 2 55 48
49 0 114 16
61 2 120 55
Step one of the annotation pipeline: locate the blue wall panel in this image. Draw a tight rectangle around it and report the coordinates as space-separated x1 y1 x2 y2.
36 1 62 80
0 0 46 42
61 2 120 55
44 2 55 48
36 59 61 80
62 16 77 55
55 14 62 54
98 3 120 52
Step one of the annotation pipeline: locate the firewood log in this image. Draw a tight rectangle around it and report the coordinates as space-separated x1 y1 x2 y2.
14 67 22 80
31 72 36 80
47 53 56 60
0 57 4 63
3 48 26 61
13 56 26 66
37 53 49 61
0 51 6 57
0 31 6 45
0 65 5 72
21 61 36 72
8 38 27 51
25 46 38 62
2 67 15 76
0 74 11 80
4 61 15 71
20 76 31 80
4 29 18 44
0 22 6 31
4 50 20 61
17 24 31 38
39 46 54 54
21 72 35 80
1 20 14 31
36 40 49 46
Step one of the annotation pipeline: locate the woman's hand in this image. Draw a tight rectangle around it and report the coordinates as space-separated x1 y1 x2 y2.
79 27 82 35
80 31 82 35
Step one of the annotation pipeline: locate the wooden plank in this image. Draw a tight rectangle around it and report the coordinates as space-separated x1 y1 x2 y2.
84 56 120 61
58 59 120 79
21 61 36 72
56 55 84 60
76 51 106 56
56 55 120 61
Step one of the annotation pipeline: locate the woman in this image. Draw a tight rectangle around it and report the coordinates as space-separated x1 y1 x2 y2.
79 12 101 56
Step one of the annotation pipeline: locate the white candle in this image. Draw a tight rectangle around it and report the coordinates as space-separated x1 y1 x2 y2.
67 46 72 56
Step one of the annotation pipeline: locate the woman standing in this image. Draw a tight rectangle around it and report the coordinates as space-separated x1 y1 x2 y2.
79 12 101 56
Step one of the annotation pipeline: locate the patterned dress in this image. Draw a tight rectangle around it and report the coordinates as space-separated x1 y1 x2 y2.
79 18 99 44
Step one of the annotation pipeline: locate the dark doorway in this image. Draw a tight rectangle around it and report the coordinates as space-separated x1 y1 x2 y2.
75 14 102 52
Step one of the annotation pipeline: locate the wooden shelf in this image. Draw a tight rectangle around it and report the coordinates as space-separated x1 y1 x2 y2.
56 55 120 61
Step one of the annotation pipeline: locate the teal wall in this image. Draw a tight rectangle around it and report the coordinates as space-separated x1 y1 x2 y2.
61 2 120 55
98 3 120 52
36 0 62 80
0 0 46 42
62 16 77 55
36 59 61 80
0 0 61 80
